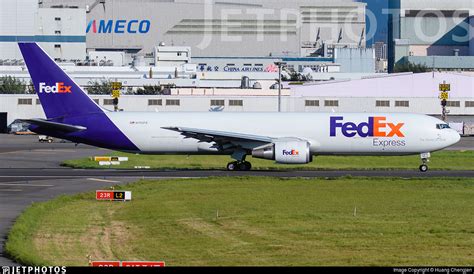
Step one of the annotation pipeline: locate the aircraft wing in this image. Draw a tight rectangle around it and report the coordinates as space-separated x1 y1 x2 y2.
21 118 87 133
161 126 273 150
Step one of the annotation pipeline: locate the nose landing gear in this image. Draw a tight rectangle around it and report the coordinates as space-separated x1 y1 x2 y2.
419 163 428 172
419 152 431 172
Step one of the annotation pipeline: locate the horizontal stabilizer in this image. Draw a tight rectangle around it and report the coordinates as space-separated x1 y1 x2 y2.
22 118 87 133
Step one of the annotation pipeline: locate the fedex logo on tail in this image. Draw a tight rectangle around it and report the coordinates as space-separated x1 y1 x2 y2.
330 117 405 138
39 82 72 94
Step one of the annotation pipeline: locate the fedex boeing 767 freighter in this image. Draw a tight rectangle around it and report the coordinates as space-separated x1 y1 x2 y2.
18 43 461 172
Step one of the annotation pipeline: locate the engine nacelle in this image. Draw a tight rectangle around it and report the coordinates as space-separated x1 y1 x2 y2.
252 141 312 164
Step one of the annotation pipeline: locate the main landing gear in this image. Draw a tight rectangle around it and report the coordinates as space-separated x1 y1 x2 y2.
226 150 252 171
419 152 431 172
227 161 252 171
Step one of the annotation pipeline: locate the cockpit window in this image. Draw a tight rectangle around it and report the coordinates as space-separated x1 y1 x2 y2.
436 124 450 130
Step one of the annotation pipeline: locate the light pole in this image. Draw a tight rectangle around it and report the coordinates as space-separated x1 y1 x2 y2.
274 61 287 112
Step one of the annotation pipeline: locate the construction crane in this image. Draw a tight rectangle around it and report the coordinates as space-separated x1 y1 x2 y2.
358 28 365 48
86 0 106 13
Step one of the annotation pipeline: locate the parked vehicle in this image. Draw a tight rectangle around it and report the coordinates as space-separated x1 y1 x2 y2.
38 135 54 143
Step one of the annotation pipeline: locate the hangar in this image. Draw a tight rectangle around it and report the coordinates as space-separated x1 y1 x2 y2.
1 0 367 60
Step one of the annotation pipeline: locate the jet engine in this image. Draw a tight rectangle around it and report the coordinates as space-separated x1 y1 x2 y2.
252 141 312 164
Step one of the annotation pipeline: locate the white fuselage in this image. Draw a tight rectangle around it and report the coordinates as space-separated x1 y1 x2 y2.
107 112 460 156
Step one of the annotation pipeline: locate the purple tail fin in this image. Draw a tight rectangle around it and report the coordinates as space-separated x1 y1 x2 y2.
18 42 104 119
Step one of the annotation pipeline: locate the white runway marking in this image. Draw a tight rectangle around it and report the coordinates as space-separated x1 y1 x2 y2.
0 176 81 178
0 151 22 155
0 183 55 187
33 149 77 153
0 176 199 179
87 178 122 183
25 151 57 154
0 189 23 192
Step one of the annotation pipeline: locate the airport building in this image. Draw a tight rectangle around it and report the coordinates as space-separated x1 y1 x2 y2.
40 0 367 57
0 0 87 61
374 42 388 60
0 0 378 93
388 0 474 72
1 0 374 72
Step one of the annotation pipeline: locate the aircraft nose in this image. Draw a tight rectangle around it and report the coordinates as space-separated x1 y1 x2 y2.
448 130 461 146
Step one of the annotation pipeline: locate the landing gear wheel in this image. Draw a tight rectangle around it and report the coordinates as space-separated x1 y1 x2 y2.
227 161 252 171
227 162 237 171
237 161 252 171
419 153 431 173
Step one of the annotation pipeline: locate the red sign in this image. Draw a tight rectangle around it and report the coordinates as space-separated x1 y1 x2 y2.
122 261 165 267
91 261 120 267
96 191 113 200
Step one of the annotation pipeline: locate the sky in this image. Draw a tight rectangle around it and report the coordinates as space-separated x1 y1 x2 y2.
358 0 389 45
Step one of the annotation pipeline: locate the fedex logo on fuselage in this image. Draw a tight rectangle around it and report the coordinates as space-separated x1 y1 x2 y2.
330 116 405 138
39 82 72 94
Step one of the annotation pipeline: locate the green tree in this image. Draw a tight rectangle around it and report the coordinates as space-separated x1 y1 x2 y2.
0 76 28 94
394 62 431 73
282 71 312 82
26 80 35 94
135 85 163 95
86 80 112 95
